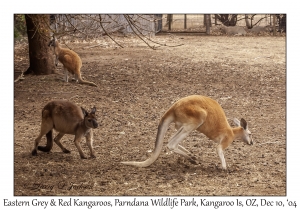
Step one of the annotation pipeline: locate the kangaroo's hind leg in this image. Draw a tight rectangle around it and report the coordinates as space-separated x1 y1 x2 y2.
37 130 53 152
167 125 195 158
168 116 205 164
72 74 78 82
32 116 53 156
173 122 195 158
54 133 70 153
64 67 69 82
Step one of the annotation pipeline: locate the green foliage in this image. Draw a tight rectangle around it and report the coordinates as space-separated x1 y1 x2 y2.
14 14 26 39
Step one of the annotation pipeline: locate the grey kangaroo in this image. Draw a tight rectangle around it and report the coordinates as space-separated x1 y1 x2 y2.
32 100 98 159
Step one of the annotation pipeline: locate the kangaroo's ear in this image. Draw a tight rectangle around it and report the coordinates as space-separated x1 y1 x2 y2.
81 107 88 117
240 118 248 130
233 118 240 126
91 106 96 114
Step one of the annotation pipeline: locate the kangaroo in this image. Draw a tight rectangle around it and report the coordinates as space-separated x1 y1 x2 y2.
121 95 253 169
48 37 97 87
32 100 99 159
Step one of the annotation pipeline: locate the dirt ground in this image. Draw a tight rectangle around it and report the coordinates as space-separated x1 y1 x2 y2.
14 34 286 196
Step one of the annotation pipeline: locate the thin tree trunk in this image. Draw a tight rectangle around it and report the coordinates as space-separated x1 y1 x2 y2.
167 14 173 31
25 14 55 75
205 14 211 35
273 14 277 36
214 14 217 25
245 15 251 29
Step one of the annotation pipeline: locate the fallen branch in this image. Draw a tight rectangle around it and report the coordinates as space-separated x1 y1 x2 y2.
30 92 72 95
83 44 106 49
126 184 140 191
258 141 283 145
69 95 79 100
156 43 184 48
14 72 25 82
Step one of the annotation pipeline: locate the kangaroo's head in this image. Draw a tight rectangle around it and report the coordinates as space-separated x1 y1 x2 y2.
233 118 253 145
81 106 98 129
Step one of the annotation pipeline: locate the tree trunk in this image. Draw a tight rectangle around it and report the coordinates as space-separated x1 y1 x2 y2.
205 15 211 35
273 14 277 36
167 14 173 31
228 15 237 26
214 14 218 25
245 15 251 29
215 14 237 26
24 14 55 75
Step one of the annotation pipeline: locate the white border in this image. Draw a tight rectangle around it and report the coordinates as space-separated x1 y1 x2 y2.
3 0 299 209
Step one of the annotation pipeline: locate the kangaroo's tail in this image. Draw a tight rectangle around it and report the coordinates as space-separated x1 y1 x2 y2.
121 112 174 167
38 130 53 152
77 74 97 87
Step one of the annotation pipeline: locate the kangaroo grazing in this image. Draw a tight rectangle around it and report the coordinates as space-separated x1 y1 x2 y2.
48 37 97 87
32 100 99 159
121 95 253 169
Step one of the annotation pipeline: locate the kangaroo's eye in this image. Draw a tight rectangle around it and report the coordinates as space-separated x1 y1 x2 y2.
88 119 92 122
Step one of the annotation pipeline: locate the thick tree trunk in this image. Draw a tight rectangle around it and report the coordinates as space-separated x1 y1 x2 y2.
24 14 55 75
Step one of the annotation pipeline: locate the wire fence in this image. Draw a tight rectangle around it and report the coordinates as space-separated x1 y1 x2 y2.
159 14 286 33
49 14 285 38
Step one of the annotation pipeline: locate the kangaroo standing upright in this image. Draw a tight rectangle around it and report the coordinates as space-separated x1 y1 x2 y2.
32 100 99 159
121 95 253 169
48 37 97 87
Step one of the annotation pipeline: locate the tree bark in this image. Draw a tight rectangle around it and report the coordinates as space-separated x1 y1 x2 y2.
214 14 218 25
245 15 251 29
24 14 55 75
273 14 277 36
167 14 173 31
215 14 237 26
205 14 211 35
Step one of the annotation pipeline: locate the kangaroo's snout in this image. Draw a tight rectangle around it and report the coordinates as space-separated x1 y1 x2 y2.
246 137 253 145
93 120 98 128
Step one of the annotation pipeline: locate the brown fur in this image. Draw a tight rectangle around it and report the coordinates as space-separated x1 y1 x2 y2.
121 95 253 169
32 100 98 159
48 38 97 87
